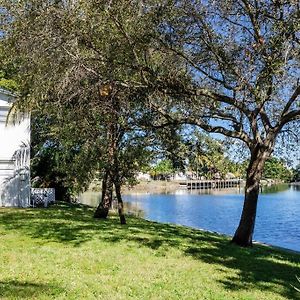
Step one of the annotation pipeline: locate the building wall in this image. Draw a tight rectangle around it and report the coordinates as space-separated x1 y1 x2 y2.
0 89 31 207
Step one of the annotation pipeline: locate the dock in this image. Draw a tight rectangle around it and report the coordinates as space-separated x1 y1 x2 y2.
179 179 242 190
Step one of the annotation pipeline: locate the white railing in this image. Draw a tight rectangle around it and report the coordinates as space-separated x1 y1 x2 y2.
31 188 55 207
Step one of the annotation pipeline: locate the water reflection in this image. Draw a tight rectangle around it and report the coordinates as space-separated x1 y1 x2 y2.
78 191 144 217
261 184 290 194
79 191 100 207
125 202 145 218
79 184 293 206
291 184 300 192
175 187 243 195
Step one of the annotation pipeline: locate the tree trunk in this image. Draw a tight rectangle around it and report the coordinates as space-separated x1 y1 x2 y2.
114 178 126 225
94 170 113 219
231 143 273 247
94 95 116 219
231 174 260 246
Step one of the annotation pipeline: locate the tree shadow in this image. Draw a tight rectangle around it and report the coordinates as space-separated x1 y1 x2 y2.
0 202 299 299
184 243 300 299
0 280 64 299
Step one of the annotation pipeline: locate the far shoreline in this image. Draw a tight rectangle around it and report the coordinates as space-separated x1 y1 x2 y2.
122 179 290 195
86 179 293 196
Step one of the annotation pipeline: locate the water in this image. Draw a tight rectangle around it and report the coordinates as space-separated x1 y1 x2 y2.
80 185 300 252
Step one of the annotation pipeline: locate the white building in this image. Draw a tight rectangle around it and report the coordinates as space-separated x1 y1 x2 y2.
0 88 31 207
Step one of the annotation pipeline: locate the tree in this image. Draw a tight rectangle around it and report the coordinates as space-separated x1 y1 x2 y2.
184 131 232 179
292 165 300 182
263 157 292 182
0 45 18 91
93 91 154 224
151 0 300 246
150 159 175 180
0 0 165 223
30 109 103 201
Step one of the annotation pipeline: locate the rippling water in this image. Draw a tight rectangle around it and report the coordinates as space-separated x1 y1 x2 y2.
80 185 300 251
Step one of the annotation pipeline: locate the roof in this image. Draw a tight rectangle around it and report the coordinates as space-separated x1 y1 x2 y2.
0 88 16 107
0 88 16 97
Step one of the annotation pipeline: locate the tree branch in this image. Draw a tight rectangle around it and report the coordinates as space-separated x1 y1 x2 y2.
149 101 252 146
281 85 300 117
160 40 235 91
279 109 300 128
191 88 252 117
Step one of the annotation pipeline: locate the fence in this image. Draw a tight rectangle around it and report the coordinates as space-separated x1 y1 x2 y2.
31 188 55 207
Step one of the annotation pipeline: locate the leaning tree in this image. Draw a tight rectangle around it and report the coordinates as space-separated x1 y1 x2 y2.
0 0 172 223
151 0 300 246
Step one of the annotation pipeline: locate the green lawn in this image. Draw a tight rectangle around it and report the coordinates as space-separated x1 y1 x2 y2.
0 203 299 299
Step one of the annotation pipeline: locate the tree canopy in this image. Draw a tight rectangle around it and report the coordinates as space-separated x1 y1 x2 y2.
263 157 293 182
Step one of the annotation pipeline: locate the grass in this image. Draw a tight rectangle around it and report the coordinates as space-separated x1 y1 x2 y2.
0 203 299 299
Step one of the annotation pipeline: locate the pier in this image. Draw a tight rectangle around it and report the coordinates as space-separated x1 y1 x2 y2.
180 179 242 190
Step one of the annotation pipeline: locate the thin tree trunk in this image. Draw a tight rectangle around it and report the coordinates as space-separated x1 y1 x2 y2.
114 180 126 225
231 143 273 247
94 170 113 218
94 95 116 219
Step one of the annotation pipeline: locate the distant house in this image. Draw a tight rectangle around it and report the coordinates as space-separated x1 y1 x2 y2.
173 172 187 181
136 172 151 181
0 89 31 207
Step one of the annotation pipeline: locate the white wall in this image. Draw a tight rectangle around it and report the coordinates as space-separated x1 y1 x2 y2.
0 102 30 159
0 89 31 207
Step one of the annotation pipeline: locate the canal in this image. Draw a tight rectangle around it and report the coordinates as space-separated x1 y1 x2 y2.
80 184 300 252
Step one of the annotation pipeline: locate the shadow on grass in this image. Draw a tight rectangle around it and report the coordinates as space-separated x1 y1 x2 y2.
0 280 64 299
0 202 299 299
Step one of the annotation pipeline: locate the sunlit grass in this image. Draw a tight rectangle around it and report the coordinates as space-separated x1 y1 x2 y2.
0 202 299 299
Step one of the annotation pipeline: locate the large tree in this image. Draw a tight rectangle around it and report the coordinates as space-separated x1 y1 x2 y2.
0 0 168 224
151 0 300 246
